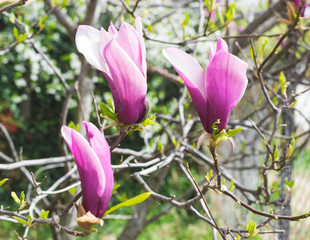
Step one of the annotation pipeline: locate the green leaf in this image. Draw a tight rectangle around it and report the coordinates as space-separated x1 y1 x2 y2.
226 128 243 138
104 192 152 217
206 170 213 183
258 39 268 63
250 46 255 62
38 15 48 30
225 3 235 22
229 179 235 192
287 137 295 158
279 71 289 97
157 141 164 154
9 13 15 23
221 179 225 185
285 177 295 190
20 191 25 203
171 136 180 148
141 116 157 127
13 217 29 226
40 209 49 219
68 186 76 196
0 178 9 186
13 27 19 41
68 121 79 131
112 184 120 194
11 191 20 205
182 12 190 26
99 102 118 121
19 33 27 42
248 220 255 235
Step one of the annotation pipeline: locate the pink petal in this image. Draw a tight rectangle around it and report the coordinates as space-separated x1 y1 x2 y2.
103 39 147 124
115 22 145 77
205 51 248 132
108 22 118 35
135 16 147 76
83 121 113 215
163 48 207 124
75 25 108 72
62 126 106 218
215 38 228 53
162 48 206 100
209 38 228 62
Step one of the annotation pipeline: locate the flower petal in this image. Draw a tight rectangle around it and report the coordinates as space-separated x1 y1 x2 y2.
163 48 207 125
83 121 114 215
61 126 106 218
205 51 248 132
108 22 118 35
135 16 147 76
75 25 108 73
115 21 145 77
103 39 147 124
209 38 228 62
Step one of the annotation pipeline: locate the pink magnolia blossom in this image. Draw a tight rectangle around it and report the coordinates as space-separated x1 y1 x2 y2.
61 121 114 218
163 38 248 133
76 17 147 124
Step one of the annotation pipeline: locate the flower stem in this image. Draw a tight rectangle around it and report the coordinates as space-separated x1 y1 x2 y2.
209 143 221 189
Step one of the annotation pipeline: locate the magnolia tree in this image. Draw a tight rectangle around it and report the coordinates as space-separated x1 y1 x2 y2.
0 0 310 239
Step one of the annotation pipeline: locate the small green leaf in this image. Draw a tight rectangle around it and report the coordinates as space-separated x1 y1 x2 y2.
99 102 118 121
279 71 289 97
38 15 48 30
112 184 120 194
141 116 157 127
225 3 235 22
9 13 15 23
20 191 25 203
285 177 295 190
68 186 76 196
11 192 20 205
157 141 164 154
104 192 152 217
13 217 29 226
13 27 19 41
182 12 190 26
287 137 295 158
171 136 180 148
0 178 9 186
221 179 225 185
226 128 243 138
68 121 79 131
40 209 49 219
248 220 255 235
236 234 241 240
229 179 235 192
206 170 213 183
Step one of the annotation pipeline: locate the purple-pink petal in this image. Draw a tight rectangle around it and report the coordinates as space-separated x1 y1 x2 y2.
205 51 248 132
104 39 147 124
83 121 114 214
61 126 106 218
162 48 207 128
115 22 145 77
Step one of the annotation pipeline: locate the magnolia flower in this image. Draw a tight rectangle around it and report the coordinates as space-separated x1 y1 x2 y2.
76 17 147 124
61 121 114 218
163 38 248 133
